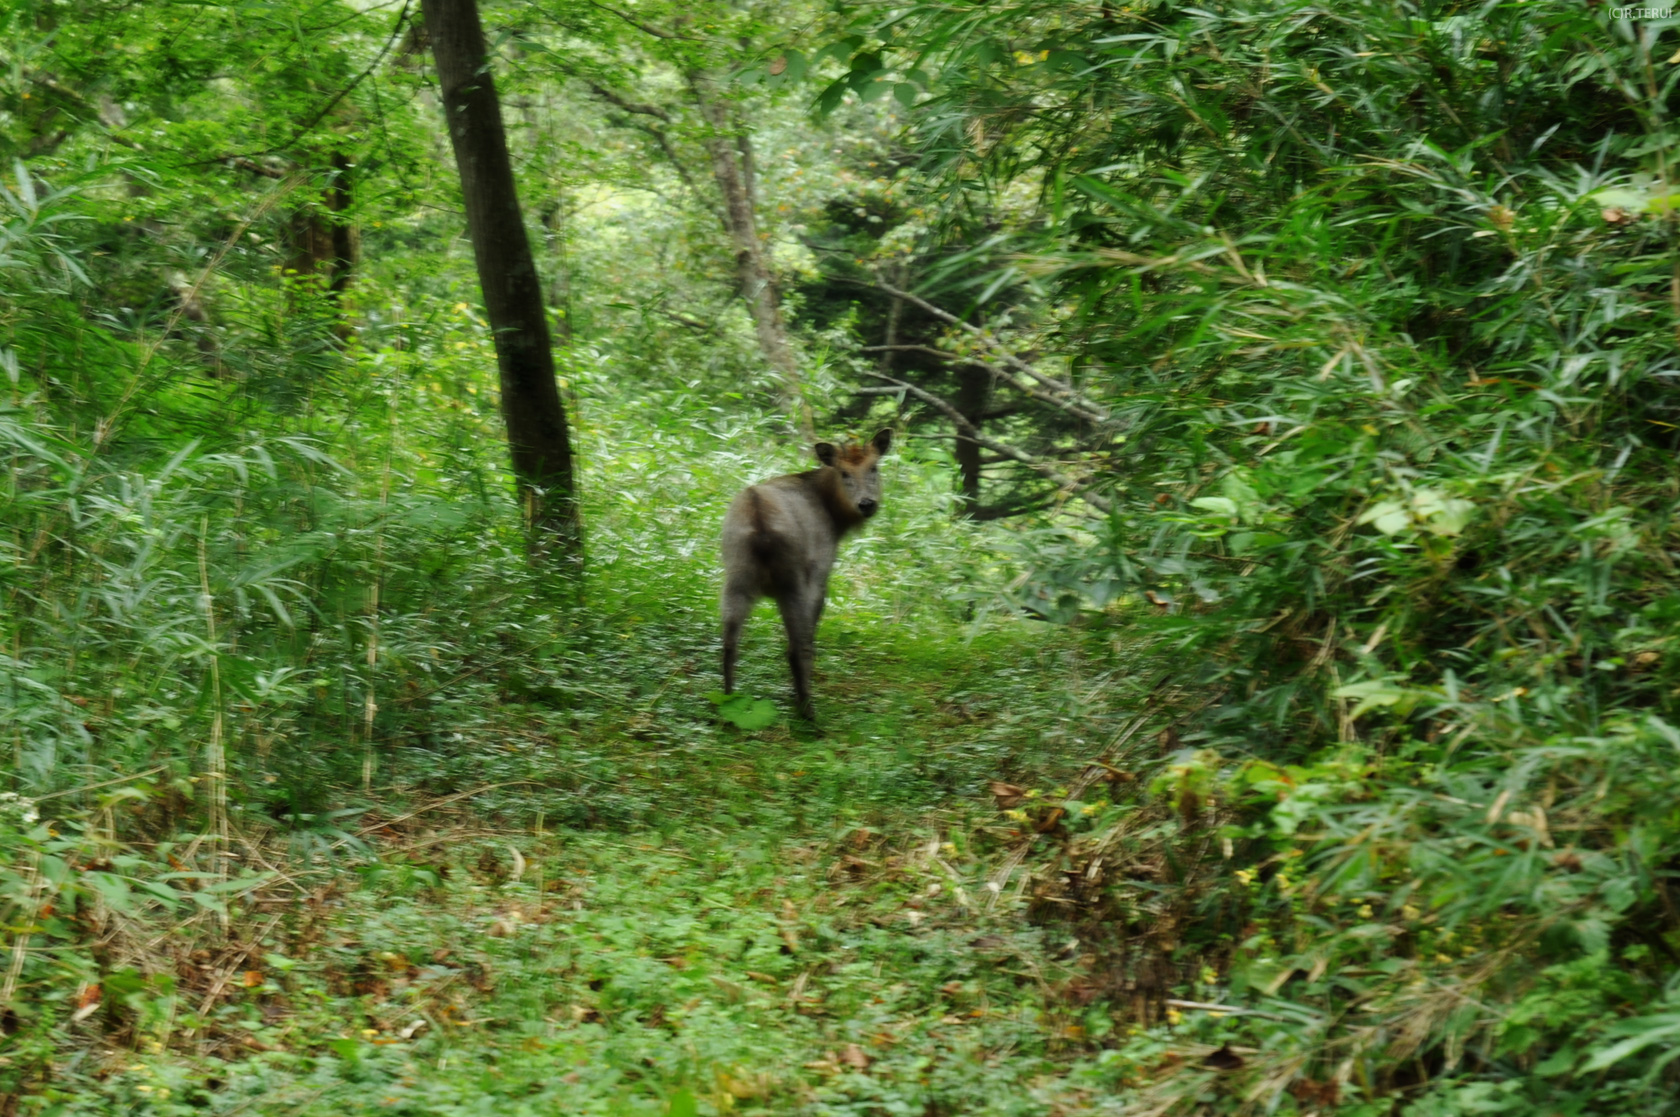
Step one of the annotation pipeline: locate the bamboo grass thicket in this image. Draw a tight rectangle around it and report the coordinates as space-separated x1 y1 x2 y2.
824 0 1680 1108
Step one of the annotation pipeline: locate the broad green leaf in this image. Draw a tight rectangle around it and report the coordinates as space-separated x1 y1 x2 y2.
87 872 135 914
1333 681 1409 719
1581 1015 1680 1072
716 695 777 730
1356 501 1409 535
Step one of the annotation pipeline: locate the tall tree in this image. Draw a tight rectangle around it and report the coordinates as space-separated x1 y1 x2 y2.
422 0 581 558
686 68 809 437
526 1 815 436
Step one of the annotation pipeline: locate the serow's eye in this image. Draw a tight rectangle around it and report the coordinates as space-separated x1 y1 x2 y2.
841 471 852 479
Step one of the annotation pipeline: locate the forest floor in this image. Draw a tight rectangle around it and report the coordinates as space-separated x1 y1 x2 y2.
36 608 1166 1117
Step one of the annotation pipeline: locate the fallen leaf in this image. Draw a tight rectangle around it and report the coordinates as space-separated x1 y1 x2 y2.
1288 1076 1339 1105
989 781 1027 809
840 1043 871 1070
70 984 101 1023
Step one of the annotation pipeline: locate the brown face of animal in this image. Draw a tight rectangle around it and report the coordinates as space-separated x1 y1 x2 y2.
814 428 892 519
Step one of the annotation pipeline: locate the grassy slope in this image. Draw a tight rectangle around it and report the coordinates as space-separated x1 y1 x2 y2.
2 300 1168 1116
38 614 1151 1117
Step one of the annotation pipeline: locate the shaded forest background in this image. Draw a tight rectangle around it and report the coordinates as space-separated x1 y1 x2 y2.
4 1 1680 1114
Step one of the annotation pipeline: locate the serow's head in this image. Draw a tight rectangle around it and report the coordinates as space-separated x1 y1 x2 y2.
814 428 893 518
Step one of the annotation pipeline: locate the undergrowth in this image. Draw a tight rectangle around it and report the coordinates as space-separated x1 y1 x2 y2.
8 2 1680 1112
2 181 1151 1110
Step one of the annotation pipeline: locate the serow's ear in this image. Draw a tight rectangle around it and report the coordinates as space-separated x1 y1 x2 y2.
814 442 839 468
871 428 894 457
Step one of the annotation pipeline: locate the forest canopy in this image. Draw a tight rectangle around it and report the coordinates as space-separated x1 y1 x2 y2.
3 1 1680 1114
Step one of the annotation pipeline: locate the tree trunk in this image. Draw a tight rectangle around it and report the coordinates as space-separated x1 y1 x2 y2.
688 70 812 439
423 0 581 559
953 364 992 509
326 151 359 302
285 152 360 335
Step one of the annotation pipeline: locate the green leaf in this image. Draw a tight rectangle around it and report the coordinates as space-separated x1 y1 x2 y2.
1356 501 1409 536
139 881 181 909
814 78 849 115
1229 531 1286 555
1332 681 1408 719
1581 1014 1680 1072
715 694 778 730
1590 188 1644 210
188 890 228 915
13 159 36 210
87 872 135 914
103 967 148 997
1189 496 1238 516
1412 490 1475 536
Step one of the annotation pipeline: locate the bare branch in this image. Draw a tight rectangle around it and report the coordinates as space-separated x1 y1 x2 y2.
554 73 705 208
581 79 673 121
656 308 719 333
615 117 706 203
189 0 415 168
848 278 1109 419
864 370 1112 514
862 344 1108 424
581 0 703 41
861 343 953 360
23 71 141 151
971 496 1057 521
229 156 286 179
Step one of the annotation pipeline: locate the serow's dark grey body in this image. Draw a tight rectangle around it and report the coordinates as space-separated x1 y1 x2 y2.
720 429 893 722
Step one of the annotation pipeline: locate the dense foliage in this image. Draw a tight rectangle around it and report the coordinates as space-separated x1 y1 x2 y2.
3 0 1679 1114
820 0 1680 1110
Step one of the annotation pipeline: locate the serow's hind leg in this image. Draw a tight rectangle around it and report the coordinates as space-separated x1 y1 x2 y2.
778 591 818 723
721 583 754 695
